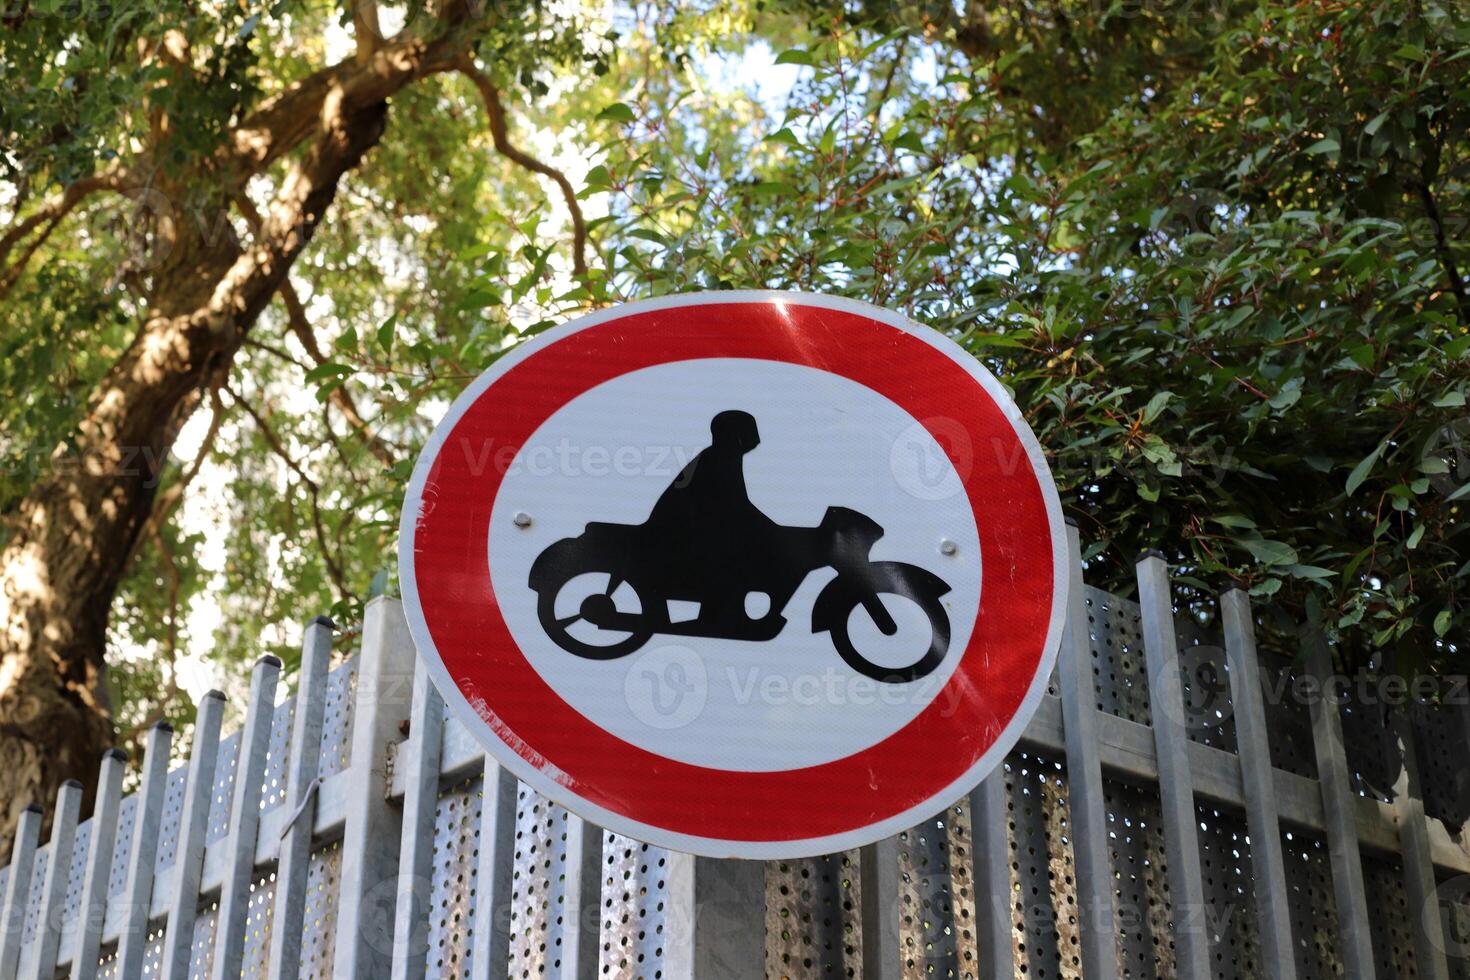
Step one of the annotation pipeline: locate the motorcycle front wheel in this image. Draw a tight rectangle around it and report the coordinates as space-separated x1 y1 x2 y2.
536 569 653 660
828 566 950 683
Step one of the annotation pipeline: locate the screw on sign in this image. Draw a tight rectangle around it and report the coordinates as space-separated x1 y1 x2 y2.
399 292 1067 859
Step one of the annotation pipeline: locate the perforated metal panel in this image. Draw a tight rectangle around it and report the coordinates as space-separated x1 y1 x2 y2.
1257 651 1318 779
206 732 242 846
108 794 139 902
299 841 342 977
317 659 358 779
508 787 573 978
1007 750 1083 979
1194 802 1260 979
239 871 277 975
1280 828 1341 979
1363 854 1419 977
1175 616 1238 753
1105 775 1173 978
190 899 219 976
423 775 480 978
19 843 47 948
1414 692 1470 829
766 848 860 977
154 765 190 873
601 832 672 978
6 592 1470 980
1085 586 1152 725
1340 685 1400 803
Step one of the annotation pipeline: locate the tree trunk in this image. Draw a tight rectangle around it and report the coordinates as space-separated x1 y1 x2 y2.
0 99 389 857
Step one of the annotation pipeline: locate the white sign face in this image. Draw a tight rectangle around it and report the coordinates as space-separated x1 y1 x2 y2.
401 292 1067 858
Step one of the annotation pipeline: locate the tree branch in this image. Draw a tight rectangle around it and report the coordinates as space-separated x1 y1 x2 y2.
232 194 397 467
0 171 127 300
352 0 383 61
226 18 483 180
224 385 350 600
122 386 228 576
1411 177 1470 325
458 57 589 277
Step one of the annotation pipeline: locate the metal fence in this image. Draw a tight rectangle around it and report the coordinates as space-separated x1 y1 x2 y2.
2 524 1469 979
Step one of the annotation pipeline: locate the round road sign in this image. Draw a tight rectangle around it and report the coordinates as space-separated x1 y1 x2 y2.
399 291 1066 858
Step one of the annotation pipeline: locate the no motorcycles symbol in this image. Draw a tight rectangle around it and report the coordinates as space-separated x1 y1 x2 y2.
399 292 1067 858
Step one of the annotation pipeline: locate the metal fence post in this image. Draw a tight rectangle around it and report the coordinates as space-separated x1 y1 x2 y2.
1304 633 1377 980
0 804 41 977
210 655 280 980
1390 705 1450 980
159 690 225 980
115 722 174 977
562 816 605 978
389 658 444 980
1219 589 1297 980
26 780 81 980
332 596 416 978
71 748 127 980
470 763 517 979
1136 552 1211 980
1057 522 1118 980
664 855 765 979
267 617 334 980
967 773 1013 980
860 839 901 980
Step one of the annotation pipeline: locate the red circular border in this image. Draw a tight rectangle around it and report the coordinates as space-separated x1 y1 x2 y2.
409 302 1054 842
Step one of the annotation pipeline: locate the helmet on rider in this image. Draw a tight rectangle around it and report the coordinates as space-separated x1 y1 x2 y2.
710 410 760 452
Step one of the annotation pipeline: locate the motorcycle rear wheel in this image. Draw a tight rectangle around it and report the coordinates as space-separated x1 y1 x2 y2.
829 571 950 683
536 570 653 660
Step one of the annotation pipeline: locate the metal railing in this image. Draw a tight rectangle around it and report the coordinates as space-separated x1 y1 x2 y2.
2 525 1468 978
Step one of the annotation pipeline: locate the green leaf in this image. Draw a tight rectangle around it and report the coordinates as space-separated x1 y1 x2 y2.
376 315 397 355
597 102 636 123
304 362 351 384
1345 439 1388 496
1306 137 1340 155
748 181 797 196
1407 525 1425 549
774 48 813 66
583 165 612 189
1238 537 1298 566
1141 390 1172 424
1285 564 1335 580
1434 610 1452 637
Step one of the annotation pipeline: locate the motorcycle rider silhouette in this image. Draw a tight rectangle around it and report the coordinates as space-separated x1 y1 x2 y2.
528 410 953 682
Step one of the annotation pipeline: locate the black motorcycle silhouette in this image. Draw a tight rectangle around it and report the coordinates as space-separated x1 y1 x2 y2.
527 411 952 683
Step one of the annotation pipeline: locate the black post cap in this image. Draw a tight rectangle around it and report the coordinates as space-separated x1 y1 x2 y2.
153 720 174 733
258 654 283 669
311 615 337 629
1137 548 1167 563
63 779 83 790
105 747 129 763
1063 515 1079 528
24 803 42 814
204 689 227 701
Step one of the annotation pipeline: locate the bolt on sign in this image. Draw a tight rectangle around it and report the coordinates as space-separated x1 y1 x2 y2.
399 292 1067 858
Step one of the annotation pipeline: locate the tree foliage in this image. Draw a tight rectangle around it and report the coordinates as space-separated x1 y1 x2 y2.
0 0 1466 804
